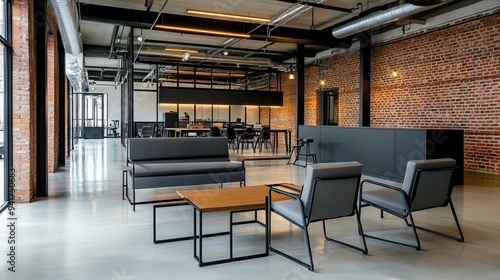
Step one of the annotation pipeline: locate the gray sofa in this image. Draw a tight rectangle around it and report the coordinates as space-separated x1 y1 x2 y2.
126 137 245 210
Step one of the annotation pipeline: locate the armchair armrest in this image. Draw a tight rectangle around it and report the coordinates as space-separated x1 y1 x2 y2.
265 183 301 195
360 179 411 208
360 179 405 194
268 184 301 200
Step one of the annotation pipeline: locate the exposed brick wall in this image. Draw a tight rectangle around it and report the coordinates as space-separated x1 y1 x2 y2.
370 12 500 173
304 65 320 126
47 8 60 173
12 0 36 202
47 32 59 173
272 78 297 140
274 11 500 174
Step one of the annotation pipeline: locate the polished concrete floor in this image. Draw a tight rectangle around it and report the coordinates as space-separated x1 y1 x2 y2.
1 138 500 279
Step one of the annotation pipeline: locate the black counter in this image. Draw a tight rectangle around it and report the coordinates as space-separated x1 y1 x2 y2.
299 126 464 185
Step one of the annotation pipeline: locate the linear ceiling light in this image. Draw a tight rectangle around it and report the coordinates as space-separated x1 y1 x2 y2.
156 24 250 38
186 9 272 23
164 48 199 53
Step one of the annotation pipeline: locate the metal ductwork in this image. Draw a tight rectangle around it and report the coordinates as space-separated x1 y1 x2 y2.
331 1 451 38
48 0 88 92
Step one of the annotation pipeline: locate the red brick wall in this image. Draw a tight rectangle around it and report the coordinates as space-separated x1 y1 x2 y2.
12 0 36 202
47 32 59 173
370 12 500 173
269 77 297 140
47 8 60 173
274 11 500 174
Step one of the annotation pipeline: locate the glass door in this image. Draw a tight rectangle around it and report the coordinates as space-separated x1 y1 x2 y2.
83 93 105 139
73 93 107 139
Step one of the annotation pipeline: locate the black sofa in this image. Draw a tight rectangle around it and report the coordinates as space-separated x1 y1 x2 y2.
126 137 245 210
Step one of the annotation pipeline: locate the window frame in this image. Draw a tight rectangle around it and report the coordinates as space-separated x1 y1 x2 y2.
0 0 13 213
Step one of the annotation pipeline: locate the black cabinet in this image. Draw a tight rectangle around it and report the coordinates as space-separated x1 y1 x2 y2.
299 126 464 185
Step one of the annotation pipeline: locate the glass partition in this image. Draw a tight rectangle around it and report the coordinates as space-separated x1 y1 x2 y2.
178 104 195 127
195 104 212 127
213 105 229 123
133 90 156 121
230 105 245 122
246 106 259 125
158 103 177 122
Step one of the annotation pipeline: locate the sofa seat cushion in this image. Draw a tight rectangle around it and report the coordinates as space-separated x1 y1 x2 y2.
133 161 243 177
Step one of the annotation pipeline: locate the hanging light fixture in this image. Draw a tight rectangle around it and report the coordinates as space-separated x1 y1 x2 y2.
137 29 143 42
289 65 295 80
182 52 191 62
392 70 398 77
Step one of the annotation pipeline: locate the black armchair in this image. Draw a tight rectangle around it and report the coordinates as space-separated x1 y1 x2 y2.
267 161 367 271
359 158 464 250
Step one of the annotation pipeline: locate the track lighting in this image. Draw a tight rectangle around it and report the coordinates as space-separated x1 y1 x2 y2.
186 9 272 23
156 24 250 39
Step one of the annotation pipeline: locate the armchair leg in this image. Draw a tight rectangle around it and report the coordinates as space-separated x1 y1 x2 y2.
360 203 421 250
405 200 464 242
322 208 368 255
268 209 314 271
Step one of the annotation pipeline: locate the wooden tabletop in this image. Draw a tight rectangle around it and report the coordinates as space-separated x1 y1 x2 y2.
177 185 301 213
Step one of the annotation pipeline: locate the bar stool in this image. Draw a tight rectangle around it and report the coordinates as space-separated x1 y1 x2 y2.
287 138 317 167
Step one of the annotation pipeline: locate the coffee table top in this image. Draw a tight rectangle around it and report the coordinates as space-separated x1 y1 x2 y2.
177 185 300 213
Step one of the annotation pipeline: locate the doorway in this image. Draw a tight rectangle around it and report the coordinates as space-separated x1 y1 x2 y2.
73 92 108 139
320 89 339 126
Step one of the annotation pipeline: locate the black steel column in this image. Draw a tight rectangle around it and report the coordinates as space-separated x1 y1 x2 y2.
296 44 305 134
127 28 134 138
359 31 371 127
58 36 66 165
35 0 48 197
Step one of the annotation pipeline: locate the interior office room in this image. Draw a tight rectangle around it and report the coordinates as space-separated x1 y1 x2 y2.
1 0 500 279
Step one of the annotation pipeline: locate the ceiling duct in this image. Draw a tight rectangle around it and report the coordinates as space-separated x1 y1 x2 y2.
331 1 452 38
48 0 88 92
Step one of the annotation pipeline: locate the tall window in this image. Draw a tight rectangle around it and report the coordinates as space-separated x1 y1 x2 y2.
0 0 12 212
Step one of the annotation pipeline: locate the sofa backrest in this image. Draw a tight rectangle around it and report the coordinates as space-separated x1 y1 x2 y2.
128 137 229 161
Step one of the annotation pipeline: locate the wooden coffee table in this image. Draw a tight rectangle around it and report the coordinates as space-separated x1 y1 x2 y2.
153 184 300 267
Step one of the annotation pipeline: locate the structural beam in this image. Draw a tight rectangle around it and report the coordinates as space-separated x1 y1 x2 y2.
80 4 351 48
274 0 353 13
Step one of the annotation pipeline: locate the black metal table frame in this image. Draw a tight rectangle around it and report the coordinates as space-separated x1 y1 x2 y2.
153 200 269 266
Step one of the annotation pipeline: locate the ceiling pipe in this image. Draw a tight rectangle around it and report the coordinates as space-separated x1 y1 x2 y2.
48 0 88 92
331 1 452 38
271 0 326 27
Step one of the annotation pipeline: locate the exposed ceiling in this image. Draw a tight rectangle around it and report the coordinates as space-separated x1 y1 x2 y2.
77 0 488 83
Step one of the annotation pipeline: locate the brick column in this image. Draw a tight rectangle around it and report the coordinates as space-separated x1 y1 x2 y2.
12 0 37 202
47 32 59 173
